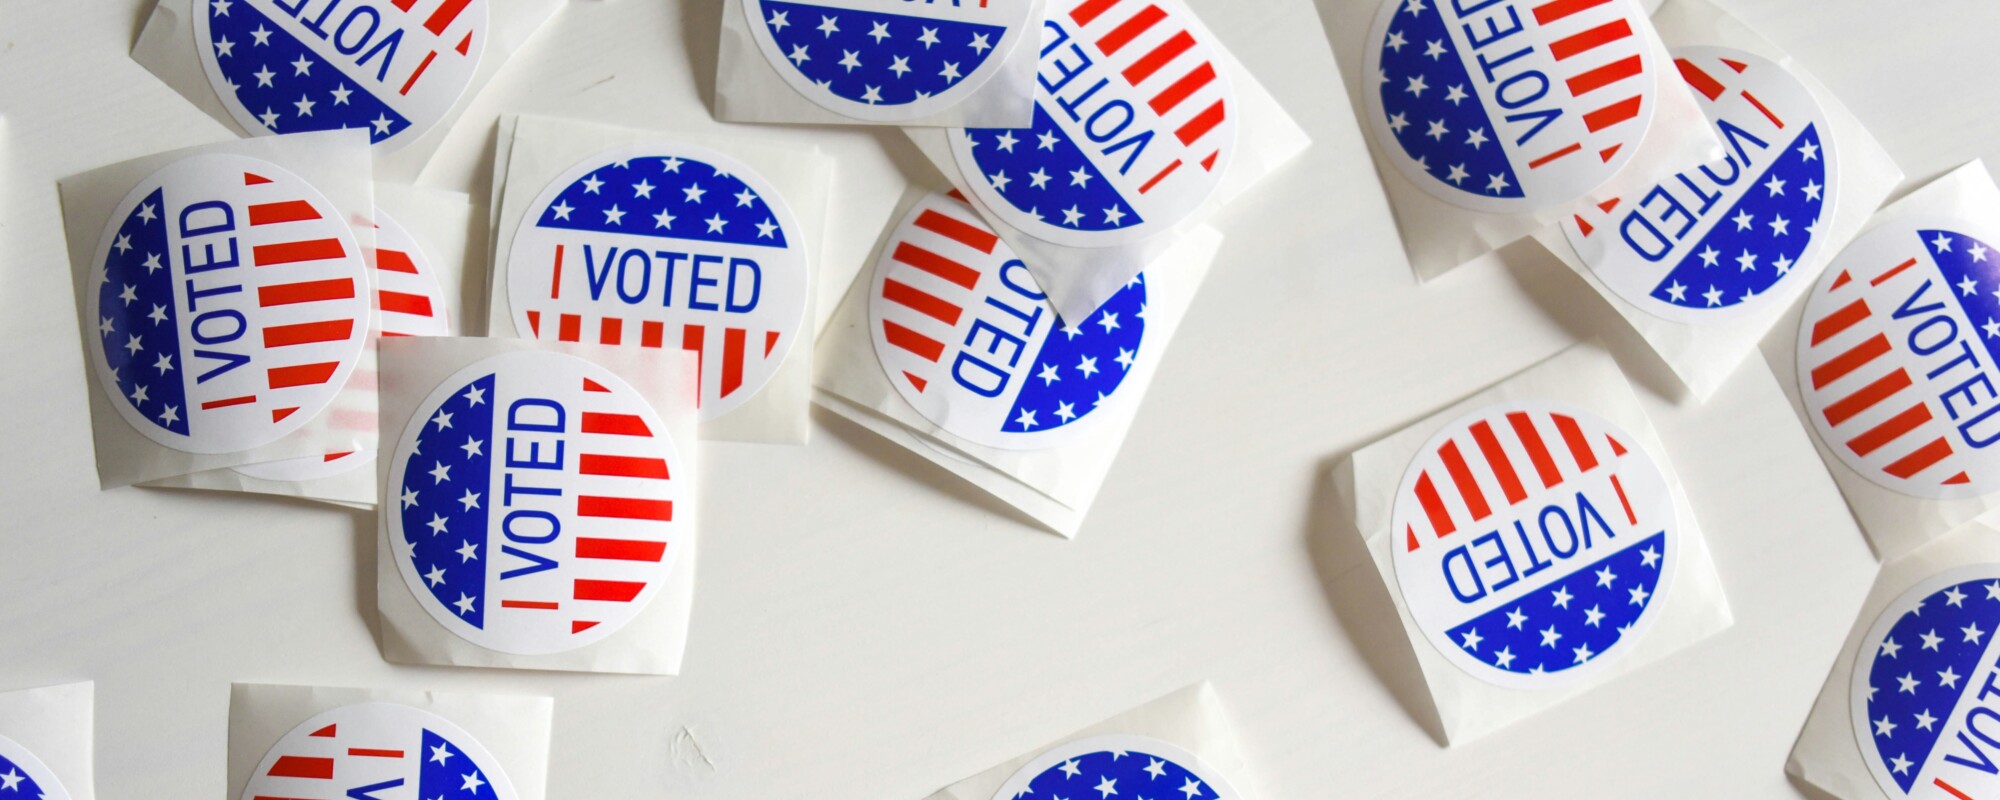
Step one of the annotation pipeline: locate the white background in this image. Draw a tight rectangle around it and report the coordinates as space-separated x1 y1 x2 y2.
0 0 1976 796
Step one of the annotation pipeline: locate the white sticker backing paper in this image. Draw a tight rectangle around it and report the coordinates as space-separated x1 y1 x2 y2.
0 683 95 800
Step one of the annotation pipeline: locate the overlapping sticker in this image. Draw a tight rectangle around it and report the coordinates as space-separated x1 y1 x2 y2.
991 734 1237 800
387 349 687 655
505 144 808 421
88 153 369 454
242 701 514 800
1797 219 2000 499
1564 46 1834 321
192 0 487 150
741 0 1034 122
1391 401 1678 688
869 193 1145 450
0 733 69 800
947 0 1237 247
1850 565 2000 800
1363 0 1659 214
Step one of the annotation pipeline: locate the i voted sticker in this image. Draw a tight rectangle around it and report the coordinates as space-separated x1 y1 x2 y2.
991 734 1238 800
1391 401 1678 688
506 144 808 421
0 733 69 800
88 153 369 455
1564 46 1834 322
947 0 1237 247
870 193 1145 450
1364 0 1659 214
192 0 486 150
1797 220 2000 499
242 701 514 800
387 349 687 655
1850 565 2000 799
742 0 1034 122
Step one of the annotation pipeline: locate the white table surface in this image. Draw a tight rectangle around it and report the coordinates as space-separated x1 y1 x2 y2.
0 0 1985 796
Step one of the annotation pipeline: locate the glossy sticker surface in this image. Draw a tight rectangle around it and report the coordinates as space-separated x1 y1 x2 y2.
1851 565 2000 799
991 734 1239 800
241 701 515 800
742 0 1035 121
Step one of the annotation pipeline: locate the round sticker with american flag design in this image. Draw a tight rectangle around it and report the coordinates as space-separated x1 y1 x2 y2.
1849 564 2000 800
991 734 1238 800
1363 0 1660 214
1796 219 2000 499
1390 400 1679 688
1564 46 1835 322
88 153 369 455
191 0 487 151
0 733 69 800
387 349 687 655
741 0 1035 122
242 701 515 800
506 144 808 422
946 0 1237 248
869 192 1145 450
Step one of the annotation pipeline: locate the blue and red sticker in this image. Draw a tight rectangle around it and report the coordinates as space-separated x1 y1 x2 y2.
1364 0 1659 214
0 733 69 800
505 144 809 422
88 153 370 455
1565 46 1834 322
947 0 1238 247
870 192 1145 450
1851 565 2000 799
991 734 1238 800
1390 401 1679 688
242 701 515 800
387 349 687 655
742 0 1035 122
193 0 486 150
1797 219 2000 499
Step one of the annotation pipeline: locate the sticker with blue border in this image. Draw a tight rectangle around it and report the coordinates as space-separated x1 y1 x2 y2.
947 0 1238 248
505 143 809 422
1363 0 1661 214
1797 218 2000 499
241 701 516 800
870 192 1145 450
192 0 487 151
87 153 370 455
742 0 1036 122
991 734 1238 800
1850 564 2000 799
0 733 70 800
1564 46 1835 322
387 349 688 655
1390 400 1679 688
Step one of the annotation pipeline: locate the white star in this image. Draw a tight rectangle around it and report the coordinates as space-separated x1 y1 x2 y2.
653 209 677 230
1989 581 2000 601
1934 232 1955 252
153 352 174 373
1038 130 1059 151
1764 176 1786 196
766 9 789 30
1732 210 1755 231
124 334 144 356
1425 118 1449 140
1505 607 1527 629
705 213 727 234
1445 84 1468 105
1881 637 1903 658
453 592 476 616
1584 605 1605 627
1062 206 1085 226
1551 586 1573 609
1145 759 1167 780
211 0 231 15
1666 281 1688 302
918 26 939 48
661 157 685 172
1094 776 1117 797
1736 250 1758 272
250 24 272 45
1103 206 1126 225
1424 38 1446 59
1572 643 1595 664
158 404 180 425
628 179 655 199
1874 716 1897 738
939 60 961 81
989 171 1012 192
258 107 281 130
1385 30 1407 52
756 219 778 239
1922 629 1943 650
1115 348 1136 370
427 513 449 536
839 49 862 72
1942 666 1963 689
993 131 1020 153
1053 401 1077 423
98 316 115 337
1486 173 1510 194
1405 74 1428 97
429 461 452 484
113 233 132 254
1060 760 1082 778
1038 363 1062 385
459 437 484 459
1917 709 1937 731
431 409 454 431
1445 164 1468 185
603 205 626 225
1704 285 1724 307
1388 112 1408 134
1641 546 1661 568
787 43 810 64
290 53 313 76
1494 646 1515 668
463 385 485 406
1775 253 1795 275
683 184 707 204
1539 625 1561 648
0 770 22 791
1595 566 1617 588
370 113 393 136
1460 628 1483 651
424 564 446 587
463 772 486 792
1015 408 1038 429
868 20 891 43
430 742 455 765
1977 243 1992 262
292 95 315 117
1898 672 1920 694
1077 355 1099 377
328 85 352 107
1465 127 1488 149
1769 215 1790 236
458 489 480 512
1967 622 1987 643
969 32 991 53
818 15 839 36
1629 585 1651 606
1028 168 1052 190
253 64 275 87
214 36 234 57
1891 753 1913 775
1803 179 1823 201
400 487 419 509
1799 140 1820 161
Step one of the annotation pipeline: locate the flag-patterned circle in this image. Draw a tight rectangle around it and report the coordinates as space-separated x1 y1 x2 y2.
1563 46 1835 322
505 144 809 422
87 153 369 455
741 0 1035 122
1363 0 1659 214
241 701 516 800
946 0 1237 248
1849 564 2000 799
1796 219 2000 499
990 734 1239 800
869 192 1146 450
0 733 70 800
191 0 487 151
386 349 688 655
1389 401 1679 689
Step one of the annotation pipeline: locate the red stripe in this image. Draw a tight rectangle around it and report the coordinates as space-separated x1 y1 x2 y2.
391 0 415 9
1508 412 1563 488
1872 258 1918 286
1609 474 1638 525
1070 0 1121 25
1742 90 1785 129
1582 96 1642 132
913 210 999 255
347 748 403 758
375 248 419 274
559 313 581 342
601 317 623 346
1124 31 1194 85
1824 369 1913 426
201 394 256 410
268 756 334 779
575 579 647 602
684 324 705 406
1848 404 1932 457
577 537 668 562
263 319 354 348
267 362 339 389
378 290 433 316
1414 472 1455 538
721 327 746 398
1528 142 1582 169
1150 62 1216 115
1469 420 1526 505
1566 54 1643 97
1810 299 1871 345
1551 19 1632 61
1886 438 1954 479
1552 414 1598 472
254 238 347 266
1811 333 1892 389
1138 160 1183 194
399 49 437 95
882 278 964 325
1097 4 1164 54
893 242 981 290
642 320 664 348
578 496 674 521
1532 0 1613 25
248 200 321 226
1437 441 1491 521
1175 100 1226 145
883 320 945 361
424 0 471 34
1675 57 1725 100
583 378 609 393
550 244 565 299
1937 778 1977 800
580 453 669 479
765 330 781 357
581 412 652 436
501 600 559 610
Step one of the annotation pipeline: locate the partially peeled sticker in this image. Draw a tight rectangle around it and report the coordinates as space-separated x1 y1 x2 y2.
1850 565 2000 800
741 0 1035 122
241 701 515 800
991 734 1237 800
0 733 70 800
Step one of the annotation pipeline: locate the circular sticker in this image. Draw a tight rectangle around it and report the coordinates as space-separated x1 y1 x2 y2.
242 701 515 800
1362 0 1659 214
1797 219 2000 499
991 734 1239 800
0 733 70 800
741 0 1034 122
869 193 1146 450
386 349 688 655
1850 564 2000 799
947 0 1238 248
505 144 809 422
191 0 488 151
1389 401 1679 689
1563 46 1836 322
88 153 369 455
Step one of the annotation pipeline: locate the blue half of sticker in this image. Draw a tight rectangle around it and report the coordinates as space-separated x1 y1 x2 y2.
1016 747 1220 800
758 1 1006 108
533 156 789 249
962 105 1144 232
1377 0 1521 200
0 752 49 798
1917 229 2000 371
1444 530 1666 676
99 187 191 437
400 373 497 631
421 728 502 799
205 0 413 142
1002 276 1146 434
1643 124 1826 310
1864 578 2000 794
